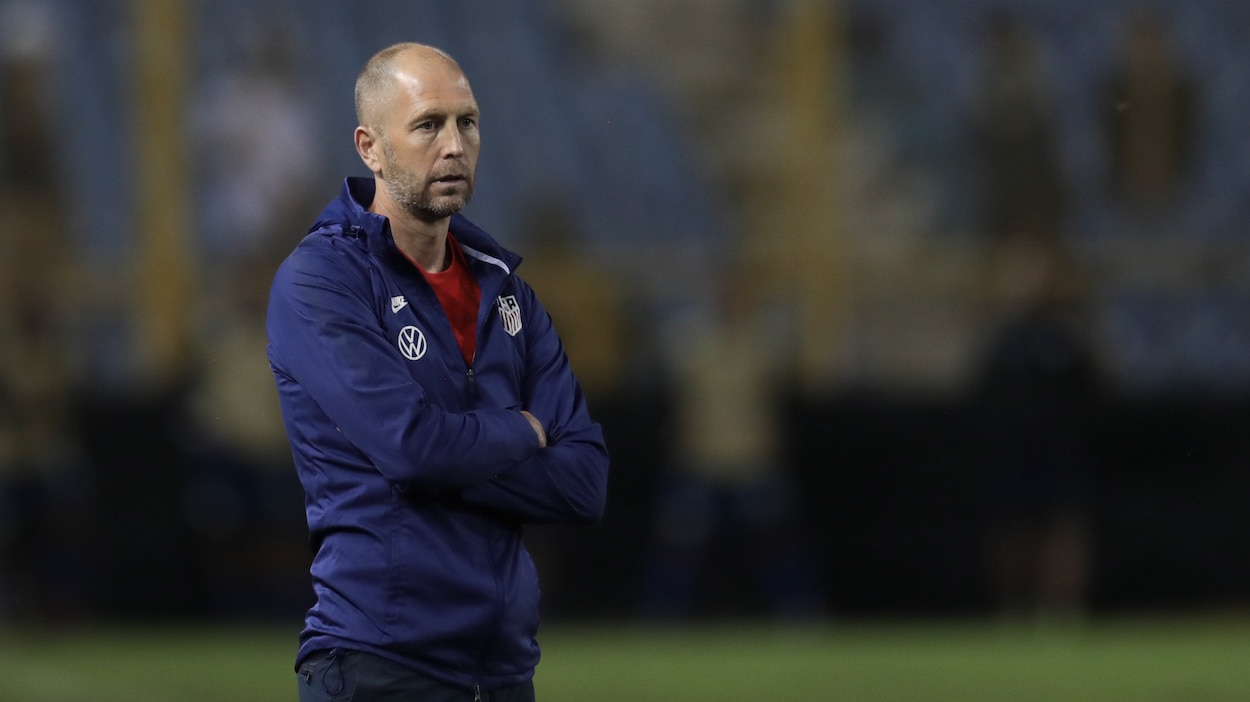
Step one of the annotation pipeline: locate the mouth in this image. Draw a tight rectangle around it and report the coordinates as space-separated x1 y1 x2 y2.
432 174 466 184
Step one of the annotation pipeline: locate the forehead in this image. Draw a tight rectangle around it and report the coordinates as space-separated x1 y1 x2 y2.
389 59 478 119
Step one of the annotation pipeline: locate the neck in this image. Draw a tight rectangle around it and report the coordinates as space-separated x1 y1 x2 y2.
392 218 450 273
370 183 451 272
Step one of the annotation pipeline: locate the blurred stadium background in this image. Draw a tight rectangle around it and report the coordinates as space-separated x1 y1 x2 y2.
2 0 1250 698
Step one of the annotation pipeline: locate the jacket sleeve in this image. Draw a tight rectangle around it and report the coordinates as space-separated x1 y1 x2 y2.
456 281 609 524
266 244 541 491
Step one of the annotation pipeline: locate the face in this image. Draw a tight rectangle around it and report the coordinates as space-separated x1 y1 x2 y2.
368 57 480 222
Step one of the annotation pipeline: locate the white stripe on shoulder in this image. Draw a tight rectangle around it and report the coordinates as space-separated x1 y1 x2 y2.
460 244 511 275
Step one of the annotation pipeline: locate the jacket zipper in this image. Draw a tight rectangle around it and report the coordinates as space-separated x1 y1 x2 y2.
474 683 483 701
466 296 487 399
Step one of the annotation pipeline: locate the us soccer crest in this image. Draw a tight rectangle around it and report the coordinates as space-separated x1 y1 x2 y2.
497 295 523 337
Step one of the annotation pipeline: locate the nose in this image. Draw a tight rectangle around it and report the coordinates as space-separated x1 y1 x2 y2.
438 124 465 157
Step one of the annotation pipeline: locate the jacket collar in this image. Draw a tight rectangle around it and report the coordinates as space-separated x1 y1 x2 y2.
314 176 523 276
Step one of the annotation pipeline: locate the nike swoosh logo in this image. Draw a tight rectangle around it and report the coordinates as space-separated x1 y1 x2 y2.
391 296 408 313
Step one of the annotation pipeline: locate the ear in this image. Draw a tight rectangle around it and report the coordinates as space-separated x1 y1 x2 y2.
354 126 384 175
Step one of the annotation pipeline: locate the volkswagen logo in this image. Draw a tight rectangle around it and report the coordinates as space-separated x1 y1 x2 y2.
398 325 427 361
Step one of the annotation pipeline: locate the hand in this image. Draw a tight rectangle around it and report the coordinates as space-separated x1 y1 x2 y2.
520 410 547 448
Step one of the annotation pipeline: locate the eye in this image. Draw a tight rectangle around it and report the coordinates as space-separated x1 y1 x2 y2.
459 117 477 129
415 121 436 131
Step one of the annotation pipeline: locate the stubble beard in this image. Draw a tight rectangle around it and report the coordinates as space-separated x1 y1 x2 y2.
381 137 475 222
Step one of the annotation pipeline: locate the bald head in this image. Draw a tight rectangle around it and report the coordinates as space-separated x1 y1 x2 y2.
354 42 465 130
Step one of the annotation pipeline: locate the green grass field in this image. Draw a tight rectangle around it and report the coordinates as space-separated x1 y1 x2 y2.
1 616 1247 701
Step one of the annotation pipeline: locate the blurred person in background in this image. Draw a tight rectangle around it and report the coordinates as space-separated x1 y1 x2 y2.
515 197 631 410
968 11 1067 246
267 43 608 701
184 249 306 619
1101 7 1199 220
965 16 1098 622
192 21 327 271
637 262 824 622
0 0 91 624
971 231 1101 623
186 20 325 619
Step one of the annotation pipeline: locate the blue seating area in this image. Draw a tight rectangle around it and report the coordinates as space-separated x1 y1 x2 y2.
847 0 1250 242
848 0 1250 393
35 0 730 262
18 0 1250 393
220 1 728 253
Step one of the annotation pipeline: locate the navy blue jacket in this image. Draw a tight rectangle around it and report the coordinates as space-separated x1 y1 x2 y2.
266 177 609 690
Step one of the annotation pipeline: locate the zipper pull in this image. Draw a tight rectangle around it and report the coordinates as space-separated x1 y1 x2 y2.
466 367 478 396
473 684 483 702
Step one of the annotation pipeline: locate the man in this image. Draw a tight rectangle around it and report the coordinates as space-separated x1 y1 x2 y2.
266 43 609 701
